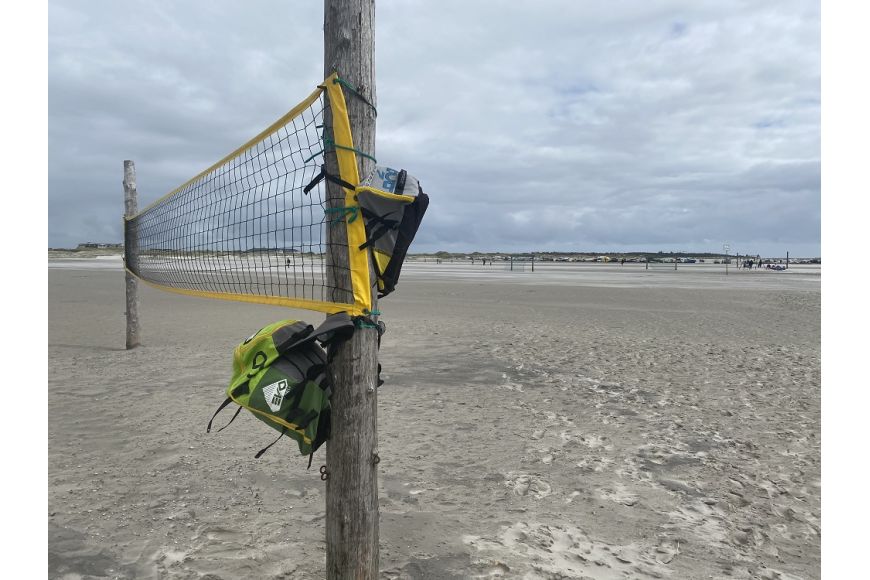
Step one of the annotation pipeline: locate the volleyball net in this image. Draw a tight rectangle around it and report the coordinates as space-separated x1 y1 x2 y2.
124 74 373 316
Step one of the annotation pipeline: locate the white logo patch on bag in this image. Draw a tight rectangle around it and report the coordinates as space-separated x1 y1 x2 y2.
262 379 289 412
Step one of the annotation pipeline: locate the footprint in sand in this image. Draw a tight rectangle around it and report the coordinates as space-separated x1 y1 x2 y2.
577 433 611 449
499 373 524 392
666 500 730 544
465 522 672 579
504 473 552 498
757 568 806 580
599 483 639 507
654 539 681 564
576 455 615 473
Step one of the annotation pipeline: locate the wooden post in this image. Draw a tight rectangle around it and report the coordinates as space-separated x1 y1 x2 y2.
123 160 140 349
323 1 379 578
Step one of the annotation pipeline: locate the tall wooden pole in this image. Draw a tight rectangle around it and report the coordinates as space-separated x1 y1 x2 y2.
123 160 140 349
323 1 379 578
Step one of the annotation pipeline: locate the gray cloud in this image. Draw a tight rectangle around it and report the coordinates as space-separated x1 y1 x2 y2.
49 0 820 256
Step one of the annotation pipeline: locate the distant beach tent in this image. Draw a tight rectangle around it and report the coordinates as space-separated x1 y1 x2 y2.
123 75 375 316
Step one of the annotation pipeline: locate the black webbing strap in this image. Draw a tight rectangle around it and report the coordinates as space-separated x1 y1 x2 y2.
376 320 385 386
216 406 242 433
254 427 287 459
303 165 357 195
272 313 352 355
207 397 234 433
311 312 355 348
273 324 314 354
360 206 399 227
395 170 408 195
359 221 400 250
358 207 400 251
349 317 386 387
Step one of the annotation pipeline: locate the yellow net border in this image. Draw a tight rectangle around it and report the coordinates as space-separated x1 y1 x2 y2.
123 73 372 316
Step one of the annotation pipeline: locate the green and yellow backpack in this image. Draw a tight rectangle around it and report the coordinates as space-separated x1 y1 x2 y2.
207 313 355 462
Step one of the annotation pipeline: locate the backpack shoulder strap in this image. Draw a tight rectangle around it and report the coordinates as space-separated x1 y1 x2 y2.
272 321 315 354
272 313 354 354
311 312 355 346
207 396 242 433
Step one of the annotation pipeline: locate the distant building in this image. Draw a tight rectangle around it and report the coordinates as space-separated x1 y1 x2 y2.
77 242 124 250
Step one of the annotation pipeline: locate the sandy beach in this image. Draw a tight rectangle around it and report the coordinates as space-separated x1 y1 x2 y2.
48 261 820 579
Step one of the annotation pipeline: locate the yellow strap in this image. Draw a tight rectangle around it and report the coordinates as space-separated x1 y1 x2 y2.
356 186 416 203
126 267 363 316
324 73 373 314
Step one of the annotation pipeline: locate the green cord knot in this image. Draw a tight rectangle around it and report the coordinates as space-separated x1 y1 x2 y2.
324 205 359 225
353 316 380 329
355 309 381 328
303 139 377 165
333 76 378 116
323 138 377 164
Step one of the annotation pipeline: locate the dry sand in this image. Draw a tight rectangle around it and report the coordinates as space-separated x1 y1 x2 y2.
48 262 820 579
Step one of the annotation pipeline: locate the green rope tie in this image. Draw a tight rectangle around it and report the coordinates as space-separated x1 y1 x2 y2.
324 138 377 164
303 149 324 164
303 139 376 165
333 76 378 116
323 205 359 225
355 309 381 328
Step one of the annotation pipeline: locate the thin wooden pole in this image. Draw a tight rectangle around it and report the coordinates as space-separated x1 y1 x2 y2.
323 1 379 578
123 160 140 349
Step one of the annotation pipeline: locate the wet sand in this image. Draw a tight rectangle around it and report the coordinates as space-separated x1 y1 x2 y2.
48 262 820 579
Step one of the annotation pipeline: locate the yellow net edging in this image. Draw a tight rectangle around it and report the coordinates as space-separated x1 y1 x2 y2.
323 75 372 316
124 73 372 316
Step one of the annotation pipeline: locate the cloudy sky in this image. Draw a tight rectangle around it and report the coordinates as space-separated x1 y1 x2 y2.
48 0 820 256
